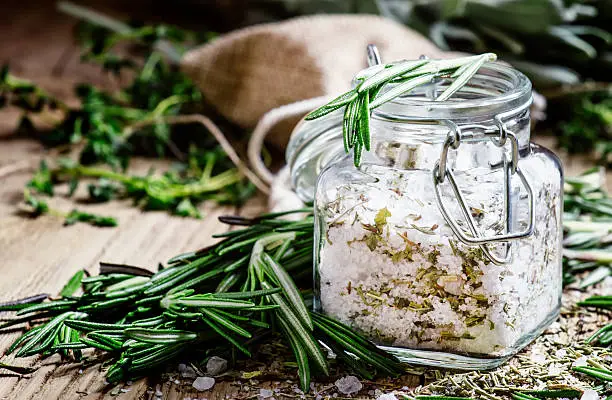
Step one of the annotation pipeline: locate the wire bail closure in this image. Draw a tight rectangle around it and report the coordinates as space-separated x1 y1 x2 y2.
432 118 535 265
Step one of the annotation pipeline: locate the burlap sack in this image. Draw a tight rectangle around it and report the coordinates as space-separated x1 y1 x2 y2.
181 14 459 149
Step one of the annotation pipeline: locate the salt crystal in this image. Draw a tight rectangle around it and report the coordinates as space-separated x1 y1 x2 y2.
572 356 589 367
580 389 599 400
554 349 567 358
178 364 198 379
377 394 398 400
259 388 274 399
531 353 546 364
334 375 362 395
206 356 228 375
193 377 215 391
548 363 562 375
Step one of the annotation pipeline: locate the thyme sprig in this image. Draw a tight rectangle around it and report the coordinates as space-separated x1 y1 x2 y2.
305 53 497 166
0 209 402 392
0 10 255 224
22 188 118 227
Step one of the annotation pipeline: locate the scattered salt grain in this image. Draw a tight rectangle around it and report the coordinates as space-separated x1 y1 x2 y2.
206 356 228 375
193 377 215 391
179 363 198 379
531 352 546 364
259 388 274 399
554 349 567 358
334 375 362 395
572 356 589 367
580 389 599 400
377 394 398 400
548 363 562 375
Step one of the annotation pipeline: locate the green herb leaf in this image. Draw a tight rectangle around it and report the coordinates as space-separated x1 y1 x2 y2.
60 270 86 297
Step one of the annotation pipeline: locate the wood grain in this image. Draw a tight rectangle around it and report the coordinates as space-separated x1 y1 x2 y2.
0 2 608 399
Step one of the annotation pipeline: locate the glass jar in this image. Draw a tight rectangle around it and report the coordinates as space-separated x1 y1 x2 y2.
287 61 563 369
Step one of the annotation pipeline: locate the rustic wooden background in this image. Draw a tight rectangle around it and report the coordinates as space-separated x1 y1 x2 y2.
0 1 608 399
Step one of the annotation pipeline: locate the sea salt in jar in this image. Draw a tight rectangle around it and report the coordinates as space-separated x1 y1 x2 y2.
287 56 563 369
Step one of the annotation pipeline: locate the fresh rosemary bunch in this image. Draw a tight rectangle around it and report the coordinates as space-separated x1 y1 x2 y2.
562 168 612 288
305 53 496 166
0 209 403 391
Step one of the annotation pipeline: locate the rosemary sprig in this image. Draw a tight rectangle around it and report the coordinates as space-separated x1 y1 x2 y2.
305 53 497 166
0 209 402 392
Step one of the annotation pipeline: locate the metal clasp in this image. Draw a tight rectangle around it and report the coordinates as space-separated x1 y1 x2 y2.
432 121 535 265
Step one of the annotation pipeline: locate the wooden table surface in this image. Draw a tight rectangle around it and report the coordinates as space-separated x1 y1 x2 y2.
0 2 609 399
